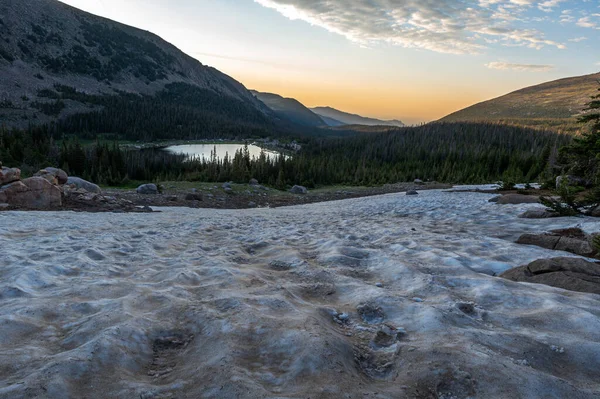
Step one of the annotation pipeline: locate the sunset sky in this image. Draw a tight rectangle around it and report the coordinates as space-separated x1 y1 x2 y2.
59 0 599 125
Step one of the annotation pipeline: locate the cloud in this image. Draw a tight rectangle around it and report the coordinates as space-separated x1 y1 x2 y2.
577 16 599 29
254 0 567 54
568 36 587 42
485 61 554 71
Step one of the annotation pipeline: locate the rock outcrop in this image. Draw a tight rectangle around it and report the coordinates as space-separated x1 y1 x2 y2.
0 165 127 211
0 177 61 209
501 257 600 295
516 228 598 258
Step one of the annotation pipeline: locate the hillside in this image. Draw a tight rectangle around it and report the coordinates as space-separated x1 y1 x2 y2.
311 106 405 127
0 0 273 137
250 90 326 127
440 72 600 133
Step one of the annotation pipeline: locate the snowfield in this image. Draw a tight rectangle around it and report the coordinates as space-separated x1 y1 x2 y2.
1 189 600 398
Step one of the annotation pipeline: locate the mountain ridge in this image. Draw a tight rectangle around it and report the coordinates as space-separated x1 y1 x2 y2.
250 90 327 127
311 106 405 127
0 0 270 130
440 72 600 132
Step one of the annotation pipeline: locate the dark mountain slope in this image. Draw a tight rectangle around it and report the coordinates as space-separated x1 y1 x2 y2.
0 0 272 135
311 106 405 127
250 90 327 127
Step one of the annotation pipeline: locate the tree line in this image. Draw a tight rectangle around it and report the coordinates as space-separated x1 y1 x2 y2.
0 121 570 188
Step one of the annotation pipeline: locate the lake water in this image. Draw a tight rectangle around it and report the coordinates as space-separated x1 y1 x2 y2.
164 144 282 161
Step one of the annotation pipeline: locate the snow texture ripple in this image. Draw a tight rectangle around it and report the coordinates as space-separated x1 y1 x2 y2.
1 189 600 398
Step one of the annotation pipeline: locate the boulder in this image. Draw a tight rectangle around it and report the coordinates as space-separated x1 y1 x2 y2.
495 194 540 205
516 228 597 258
66 177 101 194
589 206 600 218
249 178 259 186
414 179 425 185
290 185 308 194
36 167 68 185
406 190 419 196
136 183 158 195
0 167 21 186
222 182 232 189
35 170 58 186
185 193 203 201
500 257 600 295
519 209 558 219
517 233 560 250
0 177 62 209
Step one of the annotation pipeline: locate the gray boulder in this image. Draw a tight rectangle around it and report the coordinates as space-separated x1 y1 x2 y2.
414 179 425 185
249 178 259 186
406 190 419 196
290 185 308 194
67 177 102 194
136 184 158 195
222 182 232 189
500 257 600 295
36 167 68 185
0 167 21 186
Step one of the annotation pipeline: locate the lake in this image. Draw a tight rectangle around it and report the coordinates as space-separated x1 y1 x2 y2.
163 144 282 161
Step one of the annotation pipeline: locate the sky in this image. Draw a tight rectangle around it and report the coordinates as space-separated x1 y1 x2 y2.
59 0 599 125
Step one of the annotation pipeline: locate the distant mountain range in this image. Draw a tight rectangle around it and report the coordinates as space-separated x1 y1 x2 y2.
440 72 600 132
311 107 405 127
250 90 326 127
251 91 406 128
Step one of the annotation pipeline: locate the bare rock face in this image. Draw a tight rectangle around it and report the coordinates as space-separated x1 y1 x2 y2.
0 177 62 209
0 167 21 186
36 167 68 185
516 228 597 258
501 257 600 295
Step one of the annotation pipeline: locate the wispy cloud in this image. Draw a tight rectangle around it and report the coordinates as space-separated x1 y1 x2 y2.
254 0 567 54
568 36 588 42
485 62 554 71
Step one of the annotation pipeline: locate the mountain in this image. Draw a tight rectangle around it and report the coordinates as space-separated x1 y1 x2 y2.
311 107 405 127
440 72 600 132
0 0 273 138
250 90 326 127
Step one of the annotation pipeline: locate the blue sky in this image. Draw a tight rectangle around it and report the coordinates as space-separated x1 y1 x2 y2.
60 0 600 124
